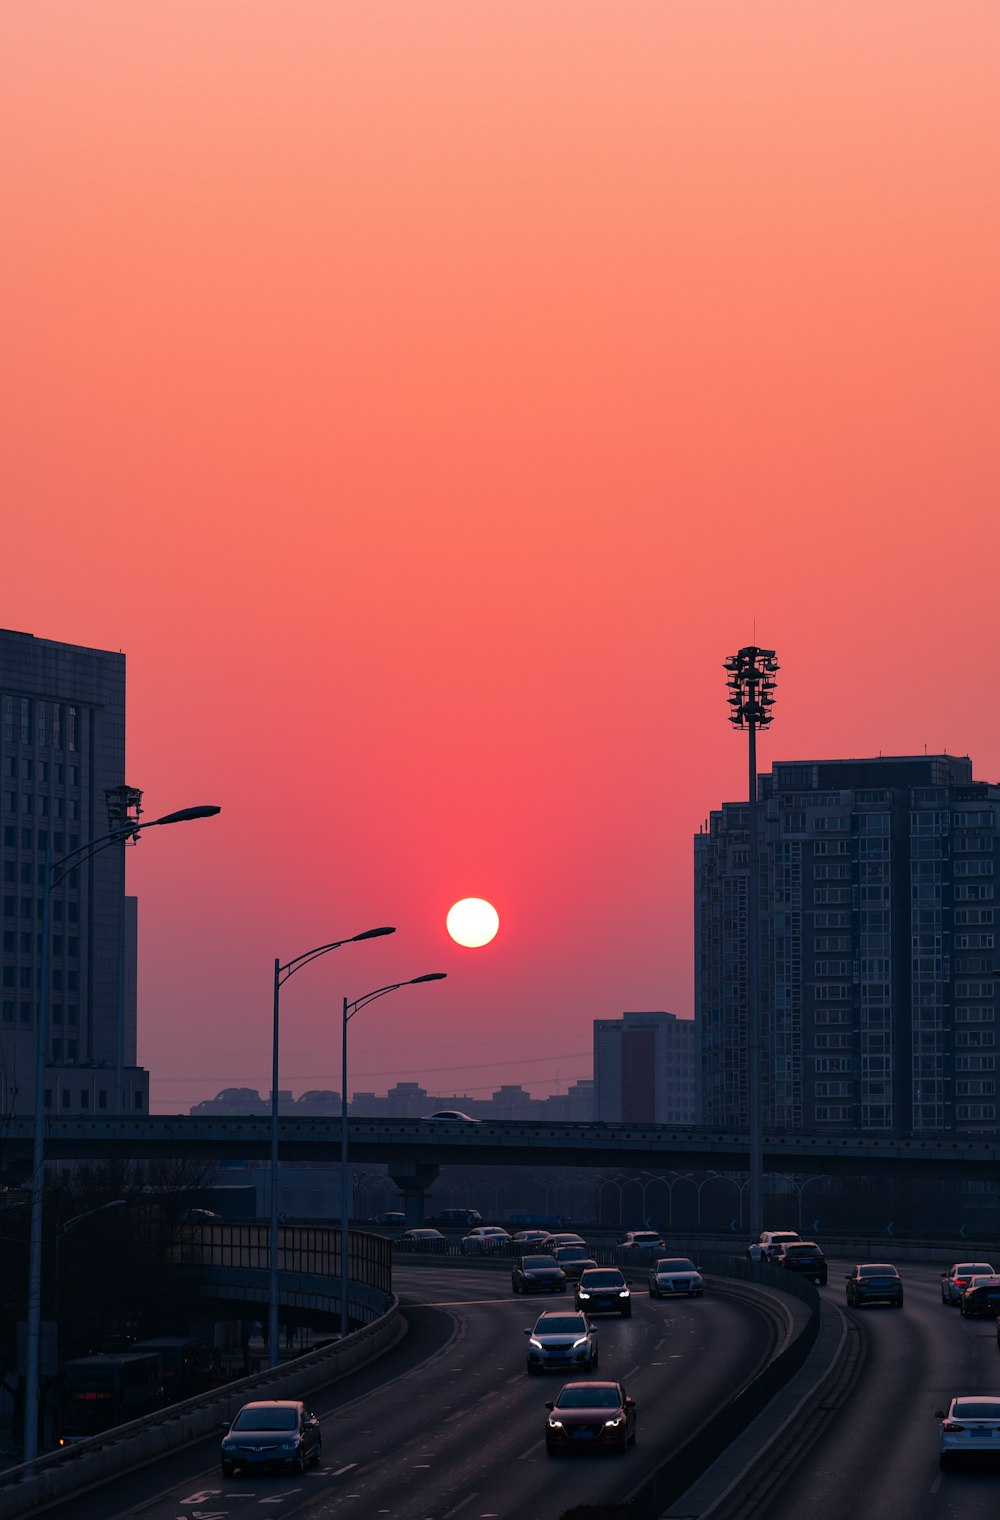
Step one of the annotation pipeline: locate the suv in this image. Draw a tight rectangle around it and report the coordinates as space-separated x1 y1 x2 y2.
525 1310 598 1373
757 1230 800 1261
773 1240 827 1285
427 1208 483 1227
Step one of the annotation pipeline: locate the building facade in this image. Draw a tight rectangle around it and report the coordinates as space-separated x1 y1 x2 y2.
0 627 147 1117
593 1011 698 1124
696 753 1000 1136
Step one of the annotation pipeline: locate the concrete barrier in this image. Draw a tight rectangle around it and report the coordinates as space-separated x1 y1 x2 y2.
0 1301 402 1519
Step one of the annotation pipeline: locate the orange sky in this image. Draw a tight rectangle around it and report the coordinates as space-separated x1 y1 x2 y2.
2 2 998 1112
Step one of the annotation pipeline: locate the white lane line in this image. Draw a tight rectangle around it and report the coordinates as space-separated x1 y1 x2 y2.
518 1439 544 1460
624 1365 642 1380
443 1493 479 1517
333 1462 358 1475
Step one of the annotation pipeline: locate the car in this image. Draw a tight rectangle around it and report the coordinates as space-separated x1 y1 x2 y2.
758 1230 800 1260
959 1275 1000 1319
844 1263 904 1308
553 1244 595 1275
461 1226 512 1254
180 1208 223 1223
372 1211 405 1227
424 1110 479 1122
512 1229 552 1247
545 1232 587 1252
557 1255 598 1283
426 1207 484 1227
937 1396 1000 1469
575 1267 632 1317
544 1380 636 1454
618 1230 666 1254
512 1254 567 1294
525 1310 598 1374
220 1400 322 1475
648 1257 704 1298
772 1240 827 1285
941 1262 996 1305
393 1227 448 1252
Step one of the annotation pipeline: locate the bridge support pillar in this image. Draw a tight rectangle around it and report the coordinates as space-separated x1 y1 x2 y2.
387 1161 439 1226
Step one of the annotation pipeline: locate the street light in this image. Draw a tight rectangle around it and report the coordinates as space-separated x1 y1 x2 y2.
23 801 220 1466
268 926 396 1366
340 974 446 1340
54 1200 127 1343
724 644 779 1245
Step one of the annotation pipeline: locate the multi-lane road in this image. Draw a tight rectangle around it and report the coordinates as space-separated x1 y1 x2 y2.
24 1255 1000 1520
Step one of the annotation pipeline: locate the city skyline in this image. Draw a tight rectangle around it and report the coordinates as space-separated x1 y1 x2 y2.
3 3 998 1114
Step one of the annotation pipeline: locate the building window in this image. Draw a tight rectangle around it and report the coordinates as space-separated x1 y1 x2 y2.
98 1090 108 1110
61 1089 70 1109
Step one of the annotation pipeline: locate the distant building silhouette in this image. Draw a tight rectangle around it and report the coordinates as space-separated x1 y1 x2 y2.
593 1012 698 1124
696 753 999 1136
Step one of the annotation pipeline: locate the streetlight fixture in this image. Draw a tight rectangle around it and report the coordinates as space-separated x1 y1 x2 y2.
724 644 779 1244
54 1200 127 1342
340 973 446 1340
268 926 396 1366
23 802 220 1466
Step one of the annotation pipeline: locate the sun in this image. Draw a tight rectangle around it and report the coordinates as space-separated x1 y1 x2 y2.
446 898 500 948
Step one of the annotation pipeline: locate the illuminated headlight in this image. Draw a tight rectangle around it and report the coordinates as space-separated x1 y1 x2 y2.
604 1416 624 1428
577 1291 590 1300
548 1418 563 1428
529 1337 544 1350
572 1336 589 1348
619 1289 630 1298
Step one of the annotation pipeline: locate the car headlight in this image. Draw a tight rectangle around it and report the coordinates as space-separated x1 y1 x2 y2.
577 1291 590 1299
572 1336 589 1348
619 1289 630 1297
279 1440 299 1451
548 1418 563 1428
604 1416 624 1428
529 1337 544 1350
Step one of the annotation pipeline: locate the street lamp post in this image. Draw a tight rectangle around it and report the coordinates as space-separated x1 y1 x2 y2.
724 644 779 1245
23 803 221 1466
268 927 396 1366
53 1200 127 1345
340 974 446 1341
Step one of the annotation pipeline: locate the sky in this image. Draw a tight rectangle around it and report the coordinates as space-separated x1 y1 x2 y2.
2 2 998 1114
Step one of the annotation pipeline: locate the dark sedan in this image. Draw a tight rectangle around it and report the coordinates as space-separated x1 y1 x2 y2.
845 1263 903 1308
545 1380 636 1454
960 1275 1000 1318
221 1400 322 1475
512 1254 567 1293
575 1267 632 1317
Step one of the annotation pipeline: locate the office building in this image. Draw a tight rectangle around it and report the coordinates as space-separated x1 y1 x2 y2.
0 627 147 1117
695 753 1000 1135
593 1011 698 1124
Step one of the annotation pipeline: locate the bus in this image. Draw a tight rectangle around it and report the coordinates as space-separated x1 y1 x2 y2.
56 1352 164 1445
130 1336 212 1402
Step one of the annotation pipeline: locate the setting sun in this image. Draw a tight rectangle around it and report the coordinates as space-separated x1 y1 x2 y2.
446 898 500 948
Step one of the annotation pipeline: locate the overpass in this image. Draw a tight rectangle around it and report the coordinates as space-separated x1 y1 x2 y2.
3 1115 998 1217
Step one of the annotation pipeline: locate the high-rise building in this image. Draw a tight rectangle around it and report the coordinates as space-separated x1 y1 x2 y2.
593 1011 698 1124
695 753 1000 1136
0 627 147 1117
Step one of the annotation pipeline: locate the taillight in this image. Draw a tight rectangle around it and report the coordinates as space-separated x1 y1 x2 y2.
942 1422 966 1432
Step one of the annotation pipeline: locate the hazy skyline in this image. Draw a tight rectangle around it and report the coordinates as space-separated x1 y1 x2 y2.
3 3 998 1112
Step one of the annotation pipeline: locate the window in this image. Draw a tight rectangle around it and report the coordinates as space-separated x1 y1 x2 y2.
957 1029 996 1047
957 1104 996 1122
814 888 851 903
956 1080 996 1096
956 1055 996 1071
955 860 995 877
815 984 850 1000
815 1032 850 1049
956 885 995 900
98 1090 108 1110
955 934 995 949
61 1089 70 1109
814 863 851 879
80 1090 89 1109
814 840 850 855
815 960 849 975
814 1057 853 1072
814 815 850 831
815 1104 852 1122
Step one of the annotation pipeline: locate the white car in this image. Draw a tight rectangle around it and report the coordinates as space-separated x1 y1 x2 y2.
648 1257 704 1298
940 1261 995 1305
461 1226 512 1254
937 1396 1000 1469
618 1231 665 1254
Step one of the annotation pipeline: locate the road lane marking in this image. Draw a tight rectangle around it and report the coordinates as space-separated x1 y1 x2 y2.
443 1494 479 1517
333 1463 358 1475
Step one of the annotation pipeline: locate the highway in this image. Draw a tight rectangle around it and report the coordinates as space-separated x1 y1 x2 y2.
746 1255 1000 1520
33 1259 780 1520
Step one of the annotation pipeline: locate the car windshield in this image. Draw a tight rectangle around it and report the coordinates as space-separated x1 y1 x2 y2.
657 1258 695 1272
233 1407 297 1431
556 1386 622 1409
581 1271 624 1288
537 1316 586 1335
953 1401 1000 1419
858 1265 896 1276
629 1233 660 1243
522 1256 558 1269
